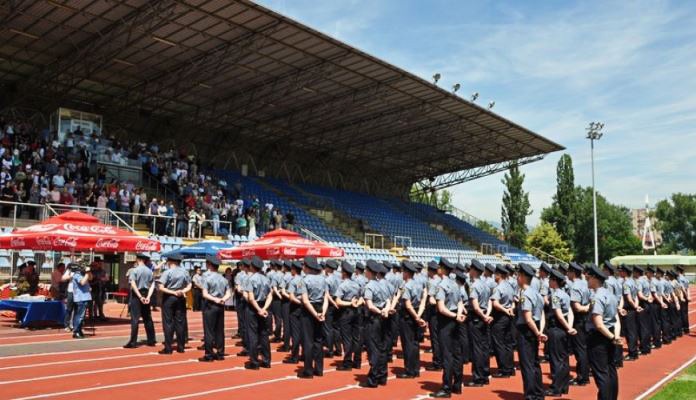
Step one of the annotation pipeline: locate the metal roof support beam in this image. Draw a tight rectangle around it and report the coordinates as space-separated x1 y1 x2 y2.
410 155 545 194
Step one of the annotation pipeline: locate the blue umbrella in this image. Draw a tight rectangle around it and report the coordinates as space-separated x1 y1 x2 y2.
162 241 235 259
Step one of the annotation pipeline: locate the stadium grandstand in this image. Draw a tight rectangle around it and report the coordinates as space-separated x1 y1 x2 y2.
0 0 564 279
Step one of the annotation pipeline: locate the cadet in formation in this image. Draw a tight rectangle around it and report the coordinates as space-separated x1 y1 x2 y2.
199 257 231 362
243 257 272 369
335 260 363 371
360 260 390 388
397 260 426 379
516 263 546 400
298 256 329 378
157 253 191 355
123 253 156 349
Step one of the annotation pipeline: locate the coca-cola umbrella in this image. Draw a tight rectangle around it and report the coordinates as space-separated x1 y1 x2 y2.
0 210 161 253
217 229 345 260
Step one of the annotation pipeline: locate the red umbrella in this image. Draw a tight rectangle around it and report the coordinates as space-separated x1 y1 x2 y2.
218 229 344 260
0 210 160 252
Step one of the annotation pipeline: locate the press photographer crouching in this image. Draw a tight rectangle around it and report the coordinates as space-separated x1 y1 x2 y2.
68 263 92 339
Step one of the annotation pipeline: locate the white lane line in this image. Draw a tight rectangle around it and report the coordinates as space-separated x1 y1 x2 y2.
292 384 361 400
0 352 157 371
0 323 238 341
0 336 121 347
0 359 196 385
0 346 123 359
634 354 696 400
12 366 246 400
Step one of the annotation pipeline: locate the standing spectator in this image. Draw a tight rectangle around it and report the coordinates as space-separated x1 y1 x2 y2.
50 263 67 300
188 208 199 238
157 200 168 235
1 181 16 217
132 188 142 222
176 208 187 237
148 198 158 233
285 211 295 231
71 265 92 339
273 208 283 230
247 208 257 240
236 213 248 237
211 202 221 236
62 265 75 331
96 190 108 221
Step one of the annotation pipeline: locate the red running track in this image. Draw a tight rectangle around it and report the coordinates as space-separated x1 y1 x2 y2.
0 290 694 399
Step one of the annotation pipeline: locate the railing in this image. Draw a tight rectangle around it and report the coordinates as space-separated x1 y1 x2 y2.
300 227 326 243
44 203 135 232
480 243 494 255
446 204 485 229
97 160 142 186
0 200 135 232
142 169 180 205
525 245 568 264
393 235 412 248
364 233 385 249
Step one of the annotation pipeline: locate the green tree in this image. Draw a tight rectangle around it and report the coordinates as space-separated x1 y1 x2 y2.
409 185 454 212
541 154 577 249
572 187 642 262
525 222 573 261
437 190 453 212
475 220 500 237
654 193 696 253
501 161 531 248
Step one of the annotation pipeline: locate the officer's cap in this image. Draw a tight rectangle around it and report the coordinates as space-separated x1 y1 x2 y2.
665 269 676 278
415 262 424 271
539 262 553 275
470 259 485 273
304 256 321 271
602 260 616 273
646 265 656 273
166 253 183 262
633 265 645 274
325 259 339 270
283 260 293 269
341 261 355 274
241 258 251 267
656 267 665 275
485 263 496 273
250 256 264 270
136 253 151 261
402 261 418 273
291 261 303 271
392 261 402 270
427 261 439 271
674 265 685 273
549 268 566 283
366 259 381 274
355 262 365 271
618 264 632 273
586 264 607 281
495 264 509 275
454 269 467 281
569 262 583 273
439 257 455 270
558 263 569 272
382 261 393 270
455 262 465 272
206 255 221 267
519 263 536 278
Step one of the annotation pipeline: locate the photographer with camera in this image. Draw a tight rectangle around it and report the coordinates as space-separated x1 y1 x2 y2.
89 257 109 322
70 263 92 339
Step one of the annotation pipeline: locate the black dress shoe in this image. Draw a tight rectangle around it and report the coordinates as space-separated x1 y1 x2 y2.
425 365 443 371
544 389 564 397
378 380 387 386
352 362 362 369
297 372 314 379
176 348 185 353
198 356 215 362
396 373 416 379
424 348 433 353
465 382 484 387
569 379 589 386
313 371 323 377
324 351 334 358
429 390 451 398
358 381 378 388
624 355 639 361
283 358 299 364
72 333 85 339
146 342 156 347
278 346 290 352
215 354 225 361
492 372 512 378
196 345 206 351
452 387 462 394
244 362 260 370
271 338 282 343
123 343 137 349
336 365 352 371
158 349 173 355
260 362 271 369
237 350 249 357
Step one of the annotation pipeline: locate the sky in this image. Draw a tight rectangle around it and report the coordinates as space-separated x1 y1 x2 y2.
256 0 696 226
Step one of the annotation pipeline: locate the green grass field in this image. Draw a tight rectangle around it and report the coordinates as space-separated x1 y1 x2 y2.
651 362 696 399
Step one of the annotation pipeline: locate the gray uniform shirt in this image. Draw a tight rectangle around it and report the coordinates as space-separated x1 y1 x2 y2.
428 275 442 299
436 276 461 312
570 278 591 306
204 272 229 298
402 279 424 307
587 286 618 331
288 275 304 298
129 264 154 291
604 276 622 302
491 279 515 309
245 272 271 302
302 274 327 303
651 277 663 296
336 278 361 302
364 279 388 308
540 277 550 298
517 286 544 325
638 276 651 299
157 267 191 290
325 273 340 297
530 276 541 293
469 277 492 310
551 287 571 317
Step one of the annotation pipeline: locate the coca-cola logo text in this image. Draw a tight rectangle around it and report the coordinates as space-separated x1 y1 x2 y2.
283 247 297 256
330 249 344 257
54 237 78 248
36 236 52 247
306 248 321 256
64 224 117 235
242 249 256 257
267 247 280 256
10 237 26 248
135 241 159 251
95 238 120 249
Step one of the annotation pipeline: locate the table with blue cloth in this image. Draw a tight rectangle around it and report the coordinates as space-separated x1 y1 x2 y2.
0 300 66 328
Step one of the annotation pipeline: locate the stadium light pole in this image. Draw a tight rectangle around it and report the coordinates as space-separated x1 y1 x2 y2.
586 122 604 266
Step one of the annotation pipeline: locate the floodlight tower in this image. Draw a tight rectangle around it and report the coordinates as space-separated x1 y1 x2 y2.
586 122 604 266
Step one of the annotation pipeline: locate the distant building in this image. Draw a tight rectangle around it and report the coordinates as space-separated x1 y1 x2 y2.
631 208 662 249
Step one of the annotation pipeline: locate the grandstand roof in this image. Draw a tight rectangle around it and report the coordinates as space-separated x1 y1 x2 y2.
0 0 563 194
